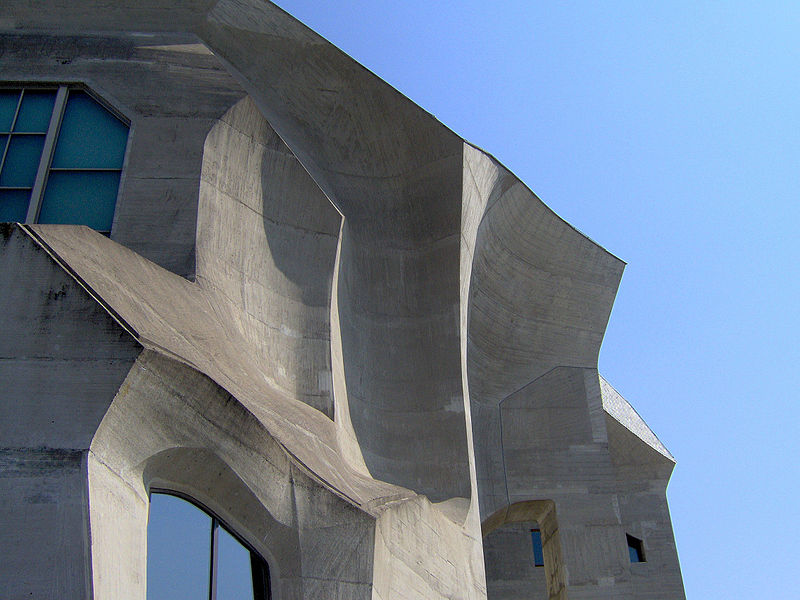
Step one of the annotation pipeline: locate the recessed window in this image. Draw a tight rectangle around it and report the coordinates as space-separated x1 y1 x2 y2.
531 529 544 567
147 491 270 600
0 85 128 234
627 533 645 563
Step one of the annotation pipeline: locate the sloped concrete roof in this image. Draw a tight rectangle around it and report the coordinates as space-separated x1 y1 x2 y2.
600 374 674 461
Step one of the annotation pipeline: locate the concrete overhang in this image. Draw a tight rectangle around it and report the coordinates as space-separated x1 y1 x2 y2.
17 223 415 515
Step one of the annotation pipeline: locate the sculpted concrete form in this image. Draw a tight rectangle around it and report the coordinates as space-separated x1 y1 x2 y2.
0 2 684 598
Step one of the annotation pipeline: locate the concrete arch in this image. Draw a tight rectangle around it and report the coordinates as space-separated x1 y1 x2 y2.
482 501 567 600
87 350 377 600
143 447 293 597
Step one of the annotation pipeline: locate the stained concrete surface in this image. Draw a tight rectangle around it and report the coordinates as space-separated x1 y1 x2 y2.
0 2 684 598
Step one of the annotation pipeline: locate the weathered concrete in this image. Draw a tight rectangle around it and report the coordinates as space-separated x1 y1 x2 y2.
0 2 684 599
0 224 141 599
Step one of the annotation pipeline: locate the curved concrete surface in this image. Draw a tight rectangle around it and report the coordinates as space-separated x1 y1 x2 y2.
1 2 685 598
198 96 342 417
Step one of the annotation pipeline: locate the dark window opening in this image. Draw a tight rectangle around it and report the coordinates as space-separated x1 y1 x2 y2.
531 529 544 567
147 490 271 600
627 533 645 563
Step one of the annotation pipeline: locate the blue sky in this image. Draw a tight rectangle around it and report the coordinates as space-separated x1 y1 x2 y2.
272 2 800 597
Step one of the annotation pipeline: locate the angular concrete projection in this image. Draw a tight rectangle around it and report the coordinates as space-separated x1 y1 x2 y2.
0 2 684 598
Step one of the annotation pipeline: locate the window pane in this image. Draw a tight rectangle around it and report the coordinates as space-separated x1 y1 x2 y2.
15 91 56 132
0 135 45 187
531 530 544 567
216 526 255 600
0 189 30 222
0 90 20 132
147 494 212 600
51 91 128 169
39 171 120 231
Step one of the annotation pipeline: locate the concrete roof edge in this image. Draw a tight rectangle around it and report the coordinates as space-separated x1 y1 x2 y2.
462 140 626 268
599 374 675 462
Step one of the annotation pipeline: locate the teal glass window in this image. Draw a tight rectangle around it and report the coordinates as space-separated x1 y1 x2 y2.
0 85 128 234
147 491 271 600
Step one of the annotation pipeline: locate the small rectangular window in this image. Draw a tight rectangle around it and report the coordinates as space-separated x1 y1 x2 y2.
531 529 544 567
627 534 645 563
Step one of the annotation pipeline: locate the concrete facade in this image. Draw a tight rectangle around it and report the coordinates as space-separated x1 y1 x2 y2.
0 2 684 598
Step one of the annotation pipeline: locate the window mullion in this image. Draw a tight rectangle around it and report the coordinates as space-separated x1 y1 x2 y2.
0 90 22 174
26 85 67 223
10 89 23 131
209 519 219 600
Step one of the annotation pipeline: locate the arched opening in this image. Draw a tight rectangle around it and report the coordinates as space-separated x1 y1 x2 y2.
482 500 567 600
147 490 271 600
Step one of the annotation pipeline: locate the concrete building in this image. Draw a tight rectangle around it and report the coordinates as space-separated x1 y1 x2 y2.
0 2 684 598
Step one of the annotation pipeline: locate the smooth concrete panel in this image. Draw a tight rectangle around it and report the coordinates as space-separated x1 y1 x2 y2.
0 449 90 599
372 496 486 600
198 96 341 415
468 180 624 405
88 455 148 600
337 223 470 501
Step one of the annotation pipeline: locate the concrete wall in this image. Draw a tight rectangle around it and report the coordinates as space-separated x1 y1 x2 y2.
198 5 474 501
89 349 377 600
0 2 684 598
198 96 342 416
0 30 246 278
606 417 686 599
0 224 142 599
483 521 548 599
494 369 633 598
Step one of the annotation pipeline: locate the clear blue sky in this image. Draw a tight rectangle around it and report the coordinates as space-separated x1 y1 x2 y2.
271 2 800 597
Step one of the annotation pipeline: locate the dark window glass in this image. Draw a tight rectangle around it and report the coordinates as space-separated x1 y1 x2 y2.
15 91 56 132
531 529 544 567
0 91 20 132
39 171 120 232
51 91 128 169
0 135 45 187
627 534 645 563
0 190 30 222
